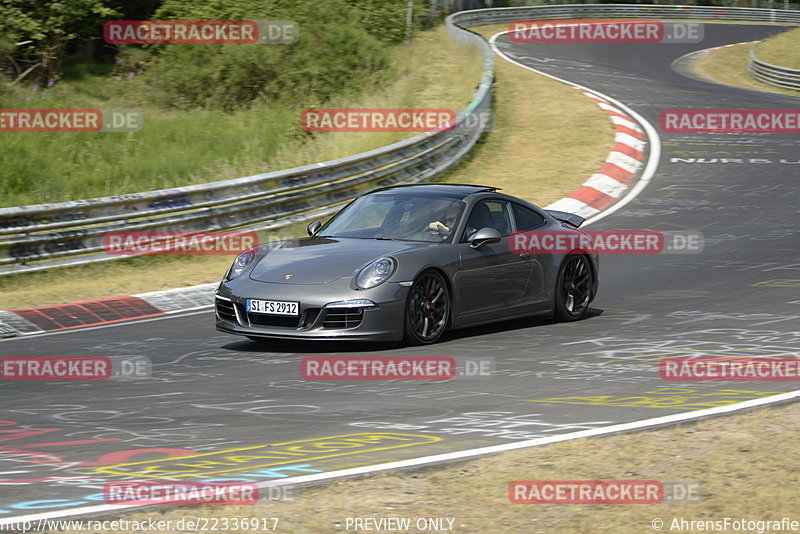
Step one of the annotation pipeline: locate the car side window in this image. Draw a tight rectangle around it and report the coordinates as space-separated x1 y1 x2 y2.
511 203 547 231
462 199 513 241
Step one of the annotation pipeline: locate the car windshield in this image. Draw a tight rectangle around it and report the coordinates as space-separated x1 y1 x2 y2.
318 193 465 243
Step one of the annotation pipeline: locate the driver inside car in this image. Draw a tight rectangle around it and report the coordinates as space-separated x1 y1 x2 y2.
427 206 460 237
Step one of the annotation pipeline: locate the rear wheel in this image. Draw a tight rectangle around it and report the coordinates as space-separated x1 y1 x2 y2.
404 271 450 345
554 255 593 322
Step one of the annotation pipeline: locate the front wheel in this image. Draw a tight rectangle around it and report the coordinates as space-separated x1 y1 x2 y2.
404 271 450 345
554 254 593 322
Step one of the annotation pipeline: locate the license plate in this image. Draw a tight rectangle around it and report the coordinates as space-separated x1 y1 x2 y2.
246 299 299 316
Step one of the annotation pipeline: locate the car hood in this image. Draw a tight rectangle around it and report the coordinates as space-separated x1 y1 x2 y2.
248 237 425 285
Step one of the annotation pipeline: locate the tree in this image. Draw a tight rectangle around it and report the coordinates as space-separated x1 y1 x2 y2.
0 0 118 84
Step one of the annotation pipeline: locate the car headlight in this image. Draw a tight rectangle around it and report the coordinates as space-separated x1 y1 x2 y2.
226 247 258 280
355 257 396 289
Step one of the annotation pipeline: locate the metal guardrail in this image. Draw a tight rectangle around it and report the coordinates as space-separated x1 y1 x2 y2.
749 46 800 91
3 3 798 275
449 3 800 26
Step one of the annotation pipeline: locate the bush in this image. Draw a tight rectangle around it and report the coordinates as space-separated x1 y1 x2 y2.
138 0 393 110
345 0 418 44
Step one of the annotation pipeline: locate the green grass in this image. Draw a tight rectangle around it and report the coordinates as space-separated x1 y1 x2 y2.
0 27 480 208
758 27 800 69
0 98 300 205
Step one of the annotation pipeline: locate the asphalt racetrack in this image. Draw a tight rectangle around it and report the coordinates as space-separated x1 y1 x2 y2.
1 23 798 522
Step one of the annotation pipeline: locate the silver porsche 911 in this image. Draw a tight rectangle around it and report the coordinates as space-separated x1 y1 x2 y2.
215 184 599 345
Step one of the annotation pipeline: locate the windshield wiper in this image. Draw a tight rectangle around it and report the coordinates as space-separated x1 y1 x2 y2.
375 237 423 242
318 236 417 242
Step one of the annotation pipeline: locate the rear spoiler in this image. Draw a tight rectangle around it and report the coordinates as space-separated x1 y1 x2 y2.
545 210 585 228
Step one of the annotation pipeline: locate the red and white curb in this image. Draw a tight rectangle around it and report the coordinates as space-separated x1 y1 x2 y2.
0 283 216 338
546 89 647 219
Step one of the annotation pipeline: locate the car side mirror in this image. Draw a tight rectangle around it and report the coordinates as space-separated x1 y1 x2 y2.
470 227 502 249
307 220 322 236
